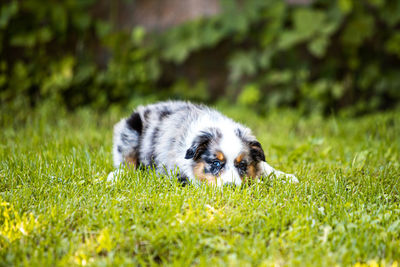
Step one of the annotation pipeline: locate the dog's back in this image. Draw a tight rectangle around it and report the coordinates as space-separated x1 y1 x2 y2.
112 101 207 171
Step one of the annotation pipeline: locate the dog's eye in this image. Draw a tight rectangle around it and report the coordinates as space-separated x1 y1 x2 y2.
212 161 221 168
237 162 247 175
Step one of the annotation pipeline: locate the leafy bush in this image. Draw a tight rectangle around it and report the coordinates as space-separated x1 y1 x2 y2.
1 0 400 115
0 0 159 114
158 0 400 115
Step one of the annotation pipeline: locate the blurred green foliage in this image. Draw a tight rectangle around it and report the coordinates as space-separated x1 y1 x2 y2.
1 0 400 116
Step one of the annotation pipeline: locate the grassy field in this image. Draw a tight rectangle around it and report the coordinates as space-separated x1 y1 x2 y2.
1 104 399 266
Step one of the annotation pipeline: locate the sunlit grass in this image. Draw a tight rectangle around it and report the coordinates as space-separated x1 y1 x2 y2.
1 104 399 266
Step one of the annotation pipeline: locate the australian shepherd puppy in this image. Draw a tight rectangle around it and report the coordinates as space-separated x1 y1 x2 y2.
108 101 298 186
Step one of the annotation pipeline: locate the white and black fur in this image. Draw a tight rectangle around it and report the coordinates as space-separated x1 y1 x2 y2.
108 101 298 186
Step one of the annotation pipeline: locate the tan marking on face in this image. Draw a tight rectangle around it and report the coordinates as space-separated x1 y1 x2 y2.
234 153 245 164
193 161 217 184
125 155 138 168
216 151 225 161
247 164 257 178
242 163 261 184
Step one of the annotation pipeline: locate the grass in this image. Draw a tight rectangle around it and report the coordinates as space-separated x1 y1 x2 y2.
1 103 399 266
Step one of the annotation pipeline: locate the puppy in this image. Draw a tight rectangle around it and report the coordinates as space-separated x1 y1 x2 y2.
108 101 298 186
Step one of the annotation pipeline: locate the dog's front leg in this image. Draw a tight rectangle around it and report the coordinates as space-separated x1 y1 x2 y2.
259 161 299 183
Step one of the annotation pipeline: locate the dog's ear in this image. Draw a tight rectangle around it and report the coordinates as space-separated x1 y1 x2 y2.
185 131 214 160
248 141 265 162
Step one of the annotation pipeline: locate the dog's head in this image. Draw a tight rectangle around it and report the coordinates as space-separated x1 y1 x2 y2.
185 127 265 186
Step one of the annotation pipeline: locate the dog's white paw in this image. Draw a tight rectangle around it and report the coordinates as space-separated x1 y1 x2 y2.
107 169 123 183
107 172 115 182
274 171 299 183
284 173 299 183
